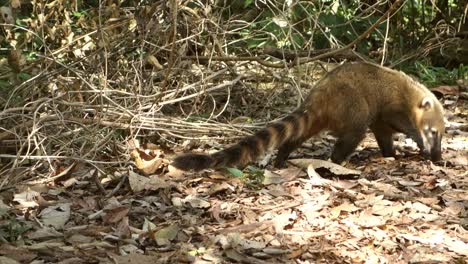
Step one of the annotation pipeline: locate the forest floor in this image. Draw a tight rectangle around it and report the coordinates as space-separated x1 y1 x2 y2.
0 89 467 264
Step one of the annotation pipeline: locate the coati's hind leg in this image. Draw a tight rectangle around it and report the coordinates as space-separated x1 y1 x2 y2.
273 116 323 168
274 137 307 168
331 127 367 164
370 123 396 157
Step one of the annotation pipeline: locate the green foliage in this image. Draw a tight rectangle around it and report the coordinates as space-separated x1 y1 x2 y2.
225 165 264 189
17 72 32 82
402 62 467 87
230 0 386 52
222 0 464 65
0 209 33 242
0 80 10 90
226 167 243 177
241 166 265 190
243 0 254 8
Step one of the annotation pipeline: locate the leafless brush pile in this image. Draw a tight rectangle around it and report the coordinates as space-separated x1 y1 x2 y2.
0 1 311 185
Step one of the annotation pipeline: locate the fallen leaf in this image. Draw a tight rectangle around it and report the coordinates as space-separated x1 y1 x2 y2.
115 216 131 238
167 164 185 178
408 252 451 263
0 198 10 209
330 180 359 189
146 54 164 70
358 179 402 196
131 149 164 175
228 232 266 250
262 247 290 255
27 226 63 240
444 237 468 256
146 175 172 191
0 244 36 263
307 164 331 186
398 229 445 245
353 210 386 227
398 180 423 187
102 206 129 224
266 185 291 197
171 197 183 207
408 212 440 221
441 202 464 217
330 201 359 219
290 158 361 176
225 249 250 263
0 256 20 264
272 167 305 182
411 202 432 213
273 212 296 233
430 85 460 96
111 253 161 264
208 182 233 195
119 244 140 255
442 189 468 202
128 171 150 192
66 234 94 244
372 201 405 216
182 195 211 208
152 224 179 246
418 197 439 206
13 189 41 208
39 203 71 230
263 170 285 185
142 218 157 232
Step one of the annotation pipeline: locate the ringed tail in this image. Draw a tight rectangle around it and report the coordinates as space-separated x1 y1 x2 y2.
171 110 310 171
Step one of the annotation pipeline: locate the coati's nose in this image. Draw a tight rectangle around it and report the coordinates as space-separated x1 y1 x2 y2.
430 148 441 162
430 135 442 162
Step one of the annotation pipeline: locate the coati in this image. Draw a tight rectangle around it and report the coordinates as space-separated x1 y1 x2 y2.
172 62 445 171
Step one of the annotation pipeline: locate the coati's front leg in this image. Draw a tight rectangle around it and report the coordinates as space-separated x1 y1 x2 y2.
383 113 426 156
370 123 396 157
331 128 367 164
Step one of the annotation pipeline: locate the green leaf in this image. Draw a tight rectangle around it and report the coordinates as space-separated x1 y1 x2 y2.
246 38 267 49
244 0 254 8
18 73 32 81
246 165 263 174
0 80 10 90
226 167 243 177
0 208 9 217
291 33 305 48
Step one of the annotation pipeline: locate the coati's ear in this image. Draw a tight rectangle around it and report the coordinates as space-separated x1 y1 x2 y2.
420 97 433 111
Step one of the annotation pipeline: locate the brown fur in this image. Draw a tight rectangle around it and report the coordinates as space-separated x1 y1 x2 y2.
172 62 445 171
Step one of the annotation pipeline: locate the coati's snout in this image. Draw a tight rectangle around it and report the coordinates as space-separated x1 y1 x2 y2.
418 97 444 162
420 125 442 161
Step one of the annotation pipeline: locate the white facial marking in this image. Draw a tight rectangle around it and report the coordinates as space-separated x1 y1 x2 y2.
420 129 431 152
